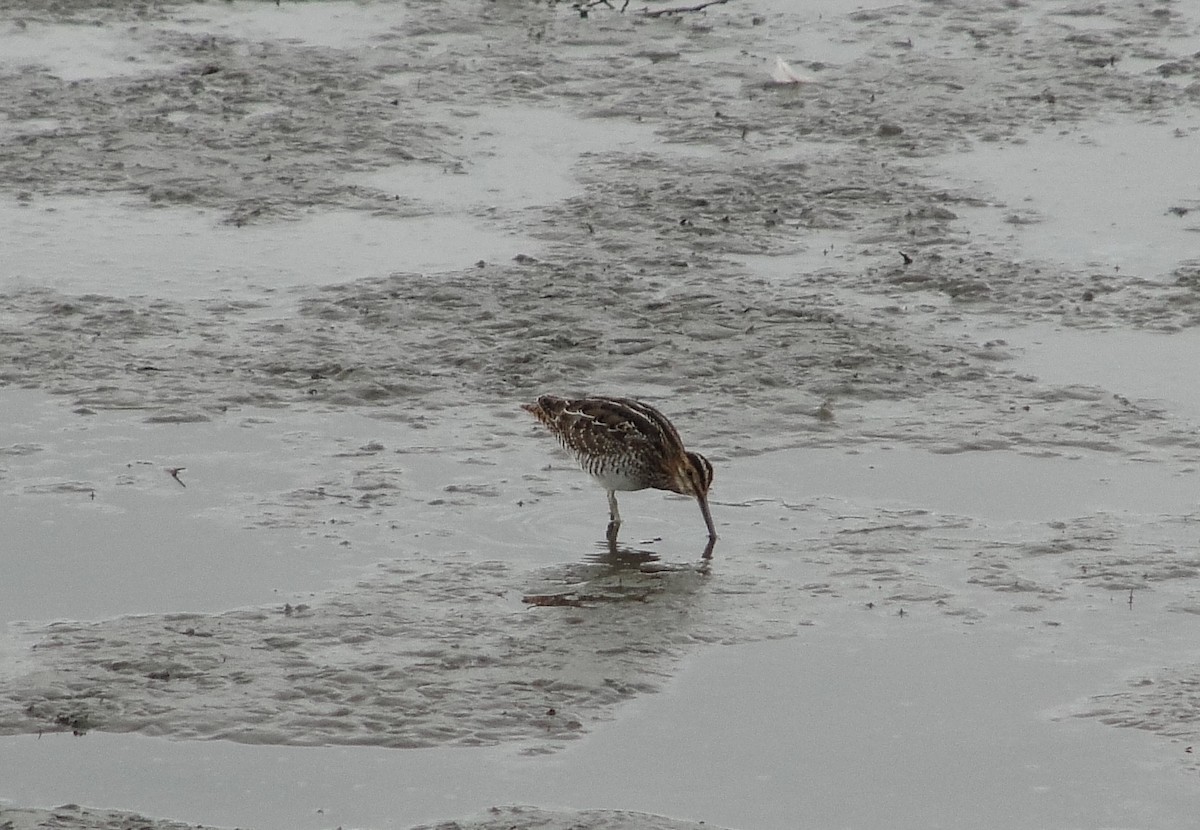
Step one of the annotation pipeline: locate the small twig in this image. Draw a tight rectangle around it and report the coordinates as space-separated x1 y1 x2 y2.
523 593 590 607
641 0 730 18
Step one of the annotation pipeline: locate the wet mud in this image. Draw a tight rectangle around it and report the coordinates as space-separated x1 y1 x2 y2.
4 0 1200 827
3 554 810 751
0 804 723 830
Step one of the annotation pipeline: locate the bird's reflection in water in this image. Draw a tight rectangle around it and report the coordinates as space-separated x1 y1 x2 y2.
521 538 710 608
590 537 714 573
588 539 660 569
520 537 705 609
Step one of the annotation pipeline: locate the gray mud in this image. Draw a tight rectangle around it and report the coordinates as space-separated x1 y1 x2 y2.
3 554 808 750
0 804 225 830
4 0 1200 828
0 804 720 830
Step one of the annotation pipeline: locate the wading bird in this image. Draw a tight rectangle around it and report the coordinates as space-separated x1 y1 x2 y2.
522 395 717 547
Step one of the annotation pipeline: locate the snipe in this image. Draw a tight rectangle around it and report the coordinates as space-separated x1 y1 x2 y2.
522 394 716 544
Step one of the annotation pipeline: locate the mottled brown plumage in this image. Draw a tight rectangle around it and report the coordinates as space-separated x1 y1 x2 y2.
522 394 716 543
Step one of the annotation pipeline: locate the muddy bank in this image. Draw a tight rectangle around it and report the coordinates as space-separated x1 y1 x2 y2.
1 554 810 750
5 0 1200 827
2 0 1200 451
0 804 222 830
0 804 723 830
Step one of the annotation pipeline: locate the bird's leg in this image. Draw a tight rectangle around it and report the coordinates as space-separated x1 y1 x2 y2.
606 490 621 542
607 490 621 524
606 528 619 555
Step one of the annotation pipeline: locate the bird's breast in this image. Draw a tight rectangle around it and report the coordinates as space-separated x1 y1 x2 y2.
577 453 654 492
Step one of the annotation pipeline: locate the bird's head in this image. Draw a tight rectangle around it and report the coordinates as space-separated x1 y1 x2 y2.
674 451 713 498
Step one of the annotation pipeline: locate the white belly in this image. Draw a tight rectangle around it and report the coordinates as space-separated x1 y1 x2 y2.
590 467 649 492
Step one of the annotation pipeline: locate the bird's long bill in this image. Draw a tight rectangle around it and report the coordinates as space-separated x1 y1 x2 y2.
697 493 717 540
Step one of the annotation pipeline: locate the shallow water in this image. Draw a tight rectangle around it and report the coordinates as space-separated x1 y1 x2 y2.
0 22 173 81
5 623 1198 830
163 0 407 50
937 116 1200 280
5 0 1200 827
553 622 1200 830
7 383 1194 624
970 323 1200 421
0 197 526 300
759 444 1199 522
354 106 671 212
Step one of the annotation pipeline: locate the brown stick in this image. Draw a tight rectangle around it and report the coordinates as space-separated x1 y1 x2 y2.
641 0 730 17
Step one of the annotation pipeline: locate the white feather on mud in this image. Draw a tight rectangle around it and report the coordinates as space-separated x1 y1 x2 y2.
769 55 817 85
